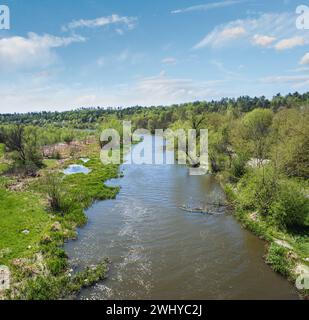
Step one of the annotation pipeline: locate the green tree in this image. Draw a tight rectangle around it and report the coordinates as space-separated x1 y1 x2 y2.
240 109 273 165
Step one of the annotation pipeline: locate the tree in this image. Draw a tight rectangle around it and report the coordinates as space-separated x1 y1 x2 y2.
271 108 309 178
0 125 43 173
240 109 273 165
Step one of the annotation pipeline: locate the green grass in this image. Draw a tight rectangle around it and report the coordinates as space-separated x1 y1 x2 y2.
0 188 52 266
62 158 119 204
265 243 294 278
42 159 59 169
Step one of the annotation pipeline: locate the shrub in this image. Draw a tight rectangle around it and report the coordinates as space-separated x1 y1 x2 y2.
236 166 279 214
63 133 74 145
42 173 75 214
265 243 293 277
229 153 249 181
237 167 308 229
270 180 309 229
46 253 68 276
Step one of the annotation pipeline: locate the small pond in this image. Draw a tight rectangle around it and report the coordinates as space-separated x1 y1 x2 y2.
63 164 91 175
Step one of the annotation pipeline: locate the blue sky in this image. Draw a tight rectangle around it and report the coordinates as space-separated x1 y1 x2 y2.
0 0 309 113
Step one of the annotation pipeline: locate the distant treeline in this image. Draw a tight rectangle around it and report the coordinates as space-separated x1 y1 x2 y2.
1 92 308 127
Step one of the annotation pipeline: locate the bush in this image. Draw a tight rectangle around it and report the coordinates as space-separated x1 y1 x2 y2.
42 173 75 214
63 133 74 145
229 153 248 181
46 248 68 276
265 243 293 277
236 166 279 215
236 167 308 229
270 180 309 229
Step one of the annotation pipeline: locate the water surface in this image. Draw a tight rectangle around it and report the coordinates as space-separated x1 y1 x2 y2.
65 135 297 300
63 164 91 175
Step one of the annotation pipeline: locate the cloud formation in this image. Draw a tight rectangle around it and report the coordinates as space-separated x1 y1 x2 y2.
252 34 276 47
0 32 85 70
194 26 246 49
261 75 309 88
171 0 244 14
161 57 177 65
300 52 309 65
62 14 137 32
274 36 306 50
194 12 308 49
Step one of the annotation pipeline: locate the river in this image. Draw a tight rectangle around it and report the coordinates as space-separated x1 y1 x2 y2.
65 135 298 299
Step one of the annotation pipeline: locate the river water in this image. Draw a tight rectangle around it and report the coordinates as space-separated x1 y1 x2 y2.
65 135 298 299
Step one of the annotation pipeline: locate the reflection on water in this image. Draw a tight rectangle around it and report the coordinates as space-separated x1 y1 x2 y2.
63 164 91 175
65 135 298 300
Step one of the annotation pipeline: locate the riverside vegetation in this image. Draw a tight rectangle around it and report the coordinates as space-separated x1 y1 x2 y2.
0 128 119 299
0 91 308 299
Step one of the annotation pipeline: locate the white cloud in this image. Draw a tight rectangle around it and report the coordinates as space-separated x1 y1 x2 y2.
261 75 309 88
0 32 85 70
194 26 246 49
252 34 276 47
274 36 306 50
211 60 242 78
63 14 137 31
300 52 309 65
171 0 244 14
194 12 308 49
261 75 309 83
96 50 145 68
162 57 177 65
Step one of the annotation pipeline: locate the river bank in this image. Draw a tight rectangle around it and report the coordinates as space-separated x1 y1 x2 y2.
220 176 309 299
0 140 120 299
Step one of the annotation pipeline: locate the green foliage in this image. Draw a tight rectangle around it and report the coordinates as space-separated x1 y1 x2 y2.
0 143 4 157
236 167 308 230
236 166 278 214
270 180 309 229
271 108 309 178
63 132 74 145
15 262 108 300
265 243 294 277
41 173 75 214
240 108 273 162
0 125 43 173
229 153 249 181
45 248 68 276
235 210 272 241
